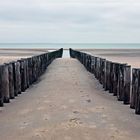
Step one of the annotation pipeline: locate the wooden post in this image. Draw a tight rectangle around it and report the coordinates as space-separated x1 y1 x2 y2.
117 64 126 101
90 56 94 74
25 59 29 88
109 62 114 93
103 59 107 89
12 62 17 96
28 57 33 85
8 63 15 99
13 61 21 96
105 61 111 91
2 64 10 103
130 69 139 109
32 57 36 82
97 58 101 80
123 65 131 104
0 65 4 106
100 58 106 85
105 60 108 91
135 69 140 114
113 63 119 96
19 59 28 92
19 59 26 92
17 61 21 94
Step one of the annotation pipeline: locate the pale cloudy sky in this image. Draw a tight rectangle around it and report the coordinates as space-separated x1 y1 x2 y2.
0 0 140 43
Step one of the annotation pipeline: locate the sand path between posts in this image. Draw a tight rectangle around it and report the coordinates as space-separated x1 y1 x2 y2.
0 58 140 140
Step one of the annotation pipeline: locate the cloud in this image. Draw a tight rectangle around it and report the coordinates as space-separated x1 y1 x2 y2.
0 0 140 43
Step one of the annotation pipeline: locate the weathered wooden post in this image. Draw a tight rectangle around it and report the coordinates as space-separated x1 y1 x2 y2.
19 59 25 92
37 55 40 77
12 61 21 96
94 57 98 78
34 56 38 82
100 58 106 85
87 55 91 72
105 61 111 91
85 54 87 68
112 63 119 96
25 59 29 88
82 53 85 65
28 57 33 85
96 58 101 80
0 65 4 106
8 63 15 99
32 56 36 83
90 56 94 74
19 59 28 92
123 65 131 104
103 59 107 89
24 59 28 89
12 62 17 96
117 64 126 101
17 61 21 94
135 70 140 114
109 62 114 93
98 58 101 83
44 53 47 70
93 56 96 76
130 69 139 109
2 64 10 103
83 54 86 68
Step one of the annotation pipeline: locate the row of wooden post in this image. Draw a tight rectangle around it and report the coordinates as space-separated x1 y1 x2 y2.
69 48 140 115
0 48 63 107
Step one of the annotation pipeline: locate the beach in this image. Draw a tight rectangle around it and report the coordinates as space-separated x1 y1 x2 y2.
0 49 140 140
0 58 140 140
80 49 140 68
0 49 48 64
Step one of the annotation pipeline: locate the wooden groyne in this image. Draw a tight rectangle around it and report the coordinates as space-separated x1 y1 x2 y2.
69 48 140 114
0 48 63 107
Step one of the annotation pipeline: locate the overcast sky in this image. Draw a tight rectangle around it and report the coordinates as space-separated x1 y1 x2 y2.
0 0 140 43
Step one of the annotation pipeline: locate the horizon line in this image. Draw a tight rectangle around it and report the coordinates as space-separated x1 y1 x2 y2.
0 43 140 44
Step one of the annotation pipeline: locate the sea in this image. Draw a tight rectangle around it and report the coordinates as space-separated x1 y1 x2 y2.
0 43 140 49
0 43 140 58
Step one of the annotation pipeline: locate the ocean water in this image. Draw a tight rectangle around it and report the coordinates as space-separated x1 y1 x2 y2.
0 43 140 58
0 43 140 49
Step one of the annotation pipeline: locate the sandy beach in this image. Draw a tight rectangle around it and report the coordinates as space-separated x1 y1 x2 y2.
0 49 48 64
0 57 140 140
81 49 140 68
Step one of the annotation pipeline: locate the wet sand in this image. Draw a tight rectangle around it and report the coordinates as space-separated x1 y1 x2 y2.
82 49 140 68
0 58 140 140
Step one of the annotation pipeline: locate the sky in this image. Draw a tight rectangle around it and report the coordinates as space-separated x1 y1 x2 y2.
0 0 140 43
